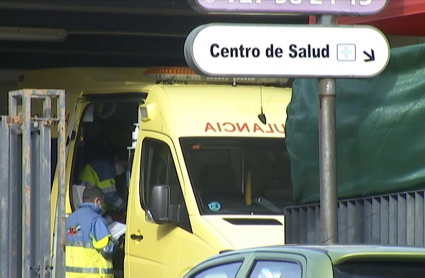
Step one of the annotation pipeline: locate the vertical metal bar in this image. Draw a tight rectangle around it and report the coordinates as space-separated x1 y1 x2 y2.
317 12 338 245
389 195 398 245
354 200 364 243
347 201 356 244
33 110 40 277
314 204 321 244
423 192 425 246
406 193 415 245
284 208 292 244
299 207 307 243
21 90 32 278
397 194 406 245
306 206 316 244
371 197 381 244
414 192 424 246
380 196 389 245
0 117 10 278
318 75 337 244
55 90 66 278
339 201 347 244
10 122 21 278
40 93 52 277
291 208 300 243
364 198 372 243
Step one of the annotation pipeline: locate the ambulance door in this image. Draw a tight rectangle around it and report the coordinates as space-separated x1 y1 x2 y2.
126 134 191 278
50 96 86 273
51 95 86 219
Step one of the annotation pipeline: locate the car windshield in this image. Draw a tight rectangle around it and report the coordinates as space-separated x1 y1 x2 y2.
180 137 293 215
334 261 425 278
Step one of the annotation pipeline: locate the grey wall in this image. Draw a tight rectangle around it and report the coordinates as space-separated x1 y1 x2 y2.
0 70 20 115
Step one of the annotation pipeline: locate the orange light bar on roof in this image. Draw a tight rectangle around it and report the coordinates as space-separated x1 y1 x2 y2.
143 66 289 85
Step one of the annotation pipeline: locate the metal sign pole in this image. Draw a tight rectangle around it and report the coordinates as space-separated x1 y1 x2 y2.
317 15 338 244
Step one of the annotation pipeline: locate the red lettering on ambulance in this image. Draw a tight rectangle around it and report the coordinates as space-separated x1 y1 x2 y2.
266 124 274 133
216 122 222 132
205 122 285 134
223 122 235 132
274 124 285 134
236 123 250 132
253 123 264 133
205 122 216 132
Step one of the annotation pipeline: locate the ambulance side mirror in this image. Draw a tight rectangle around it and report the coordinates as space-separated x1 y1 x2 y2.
148 185 172 224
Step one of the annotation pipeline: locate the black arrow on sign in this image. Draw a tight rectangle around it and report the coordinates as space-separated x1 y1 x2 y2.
363 49 375 62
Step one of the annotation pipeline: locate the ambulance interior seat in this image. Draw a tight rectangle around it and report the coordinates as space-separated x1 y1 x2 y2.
72 184 86 210
70 125 107 210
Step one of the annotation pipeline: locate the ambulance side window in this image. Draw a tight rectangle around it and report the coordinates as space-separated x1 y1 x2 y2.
140 138 190 230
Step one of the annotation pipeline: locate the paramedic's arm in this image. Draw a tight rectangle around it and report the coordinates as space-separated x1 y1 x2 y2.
91 216 118 259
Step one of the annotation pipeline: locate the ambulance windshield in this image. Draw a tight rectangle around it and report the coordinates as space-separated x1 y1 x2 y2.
180 137 293 215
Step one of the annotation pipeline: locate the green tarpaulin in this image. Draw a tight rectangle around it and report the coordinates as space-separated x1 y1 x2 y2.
286 43 425 204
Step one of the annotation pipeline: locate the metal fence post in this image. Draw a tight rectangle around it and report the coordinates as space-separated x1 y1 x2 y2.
0 117 11 278
36 91 53 278
8 87 22 278
19 90 33 278
55 90 66 278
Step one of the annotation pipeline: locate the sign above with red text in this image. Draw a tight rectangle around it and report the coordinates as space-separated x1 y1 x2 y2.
184 23 390 78
187 0 388 15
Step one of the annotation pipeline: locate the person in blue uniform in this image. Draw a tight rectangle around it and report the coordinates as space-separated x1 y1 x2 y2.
78 147 128 212
65 186 118 278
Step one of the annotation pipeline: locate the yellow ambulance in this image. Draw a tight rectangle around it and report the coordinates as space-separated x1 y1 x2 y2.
20 67 293 277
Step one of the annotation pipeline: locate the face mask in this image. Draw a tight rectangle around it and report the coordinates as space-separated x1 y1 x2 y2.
115 163 125 175
94 199 103 210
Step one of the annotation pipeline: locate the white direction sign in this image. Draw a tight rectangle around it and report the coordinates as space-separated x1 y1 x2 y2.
184 24 390 78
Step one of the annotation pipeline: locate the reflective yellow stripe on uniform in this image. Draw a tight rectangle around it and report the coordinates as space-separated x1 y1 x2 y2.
66 240 92 249
91 234 111 249
100 183 117 193
113 198 123 208
66 266 114 274
66 246 113 278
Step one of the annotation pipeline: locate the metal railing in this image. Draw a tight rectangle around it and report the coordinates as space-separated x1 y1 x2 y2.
285 190 425 246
